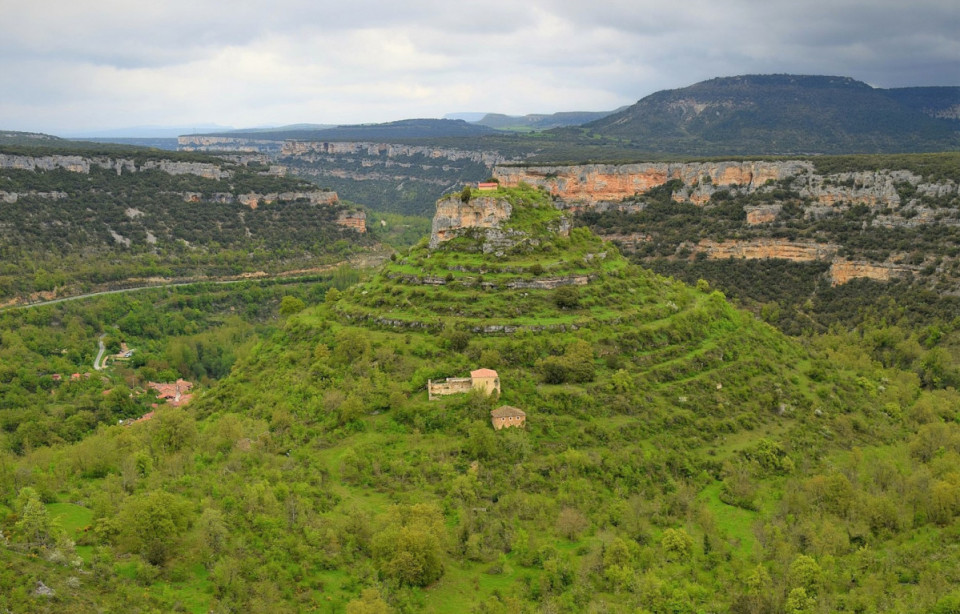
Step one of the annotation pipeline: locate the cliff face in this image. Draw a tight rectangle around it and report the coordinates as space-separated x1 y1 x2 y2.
281 141 506 166
0 153 231 180
178 136 286 153
695 239 838 262
236 191 339 209
336 210 366 233
430 196 512 249
494 161 959 212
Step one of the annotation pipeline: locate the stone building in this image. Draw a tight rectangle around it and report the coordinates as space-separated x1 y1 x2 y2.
428 368 500 400
491 406 526 430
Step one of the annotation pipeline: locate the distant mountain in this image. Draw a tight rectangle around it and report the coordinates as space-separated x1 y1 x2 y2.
443 112 488 122
583 74 960 154
0 130 68 146
193 119 500 142
198 123 336 137
884 86 960 121
475 108 626 131
73 137 180 151
61 125 233 139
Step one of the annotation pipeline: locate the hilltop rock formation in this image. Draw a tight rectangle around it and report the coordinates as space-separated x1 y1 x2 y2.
429 195 513 249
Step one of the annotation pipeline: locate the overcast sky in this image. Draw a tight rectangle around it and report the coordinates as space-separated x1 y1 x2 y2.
1 0 957 135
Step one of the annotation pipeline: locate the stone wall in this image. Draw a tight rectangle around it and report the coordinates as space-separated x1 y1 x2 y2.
427 377 473 400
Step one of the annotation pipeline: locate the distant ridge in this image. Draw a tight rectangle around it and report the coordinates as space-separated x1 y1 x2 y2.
191 118 500 142
583 74 960 155
475 108 626 131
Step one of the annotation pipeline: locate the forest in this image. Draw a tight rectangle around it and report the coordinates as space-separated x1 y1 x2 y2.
0 145 381 304
1 184 959 612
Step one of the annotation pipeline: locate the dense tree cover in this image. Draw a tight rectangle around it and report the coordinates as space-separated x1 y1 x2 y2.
0 148 375 302
0 273 358 455
2 187 957 613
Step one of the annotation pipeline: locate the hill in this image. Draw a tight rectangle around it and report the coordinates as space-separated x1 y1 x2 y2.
475 109 623 132
583 74 960 154
884 86 960 121
191 118 501 143
4 186 958 612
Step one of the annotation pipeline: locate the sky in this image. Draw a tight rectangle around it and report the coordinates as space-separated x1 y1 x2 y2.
1 0 958 135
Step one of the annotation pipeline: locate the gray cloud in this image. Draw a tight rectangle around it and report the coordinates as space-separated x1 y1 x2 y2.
0 0 956 133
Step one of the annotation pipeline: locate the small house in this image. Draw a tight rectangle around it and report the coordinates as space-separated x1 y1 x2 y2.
470 368 501 396
477 182 498 191
491 406 526 430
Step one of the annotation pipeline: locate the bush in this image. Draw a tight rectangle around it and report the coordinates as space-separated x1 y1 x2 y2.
553 286 580 309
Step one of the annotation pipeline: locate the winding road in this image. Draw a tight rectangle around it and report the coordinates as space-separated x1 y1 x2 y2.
93 334 107 371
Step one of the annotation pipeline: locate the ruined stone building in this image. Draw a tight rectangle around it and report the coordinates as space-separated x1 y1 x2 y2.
428 368 501 400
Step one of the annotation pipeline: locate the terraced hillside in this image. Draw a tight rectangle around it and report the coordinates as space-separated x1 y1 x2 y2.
4 186 956 613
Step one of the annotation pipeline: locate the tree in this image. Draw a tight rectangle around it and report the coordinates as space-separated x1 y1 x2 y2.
556 507 588 540
553 285 580 309
15 487 52 546
118 491 191 565
279 295 306 315
372 504 446 587
346 588 392 614
661 527 693 560
460 186 472 203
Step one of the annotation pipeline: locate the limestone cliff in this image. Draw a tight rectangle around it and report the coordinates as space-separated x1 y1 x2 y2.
694 239 838 262
236 190 339 209
494 161 959 213
828 261 913 286
336 210 367 233
430 196 512 249
0 153 231 180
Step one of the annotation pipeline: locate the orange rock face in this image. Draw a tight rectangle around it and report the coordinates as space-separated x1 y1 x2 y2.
494 161 806 204
828 261 908 285
337 211 366 232
696 239 837 262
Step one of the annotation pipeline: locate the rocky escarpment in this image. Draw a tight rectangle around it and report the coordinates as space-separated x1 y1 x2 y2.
494 161 960 213
178 136 286 154
281 141 506 166
429 195 513 249
0 153 231 180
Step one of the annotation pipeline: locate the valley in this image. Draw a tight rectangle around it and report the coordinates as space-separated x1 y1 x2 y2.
1 72 959 613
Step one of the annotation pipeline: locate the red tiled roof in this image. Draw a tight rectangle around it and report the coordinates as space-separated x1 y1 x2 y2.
471 368 498 378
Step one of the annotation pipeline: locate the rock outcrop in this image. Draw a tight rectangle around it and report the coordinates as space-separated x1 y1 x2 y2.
337 210 366 232
494 161 960 212
178 136 286 153
236 191 339 209
0 153 231 180
828 261 913 286
695 239 838 262
430 195 513 248
281 141 506 166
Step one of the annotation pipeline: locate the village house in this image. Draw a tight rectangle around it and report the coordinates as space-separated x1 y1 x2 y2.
490 406 526 430
428 368 501 400
147 379 194 407
477 182 498 191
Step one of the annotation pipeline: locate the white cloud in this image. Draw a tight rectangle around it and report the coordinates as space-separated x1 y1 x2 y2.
0 0 956 133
